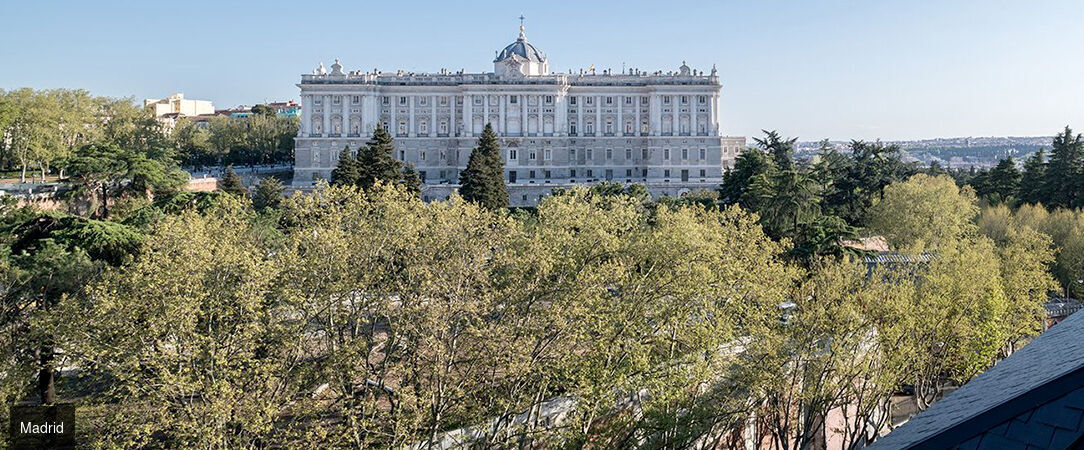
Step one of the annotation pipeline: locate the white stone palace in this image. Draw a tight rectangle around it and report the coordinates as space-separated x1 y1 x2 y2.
294 22 745 205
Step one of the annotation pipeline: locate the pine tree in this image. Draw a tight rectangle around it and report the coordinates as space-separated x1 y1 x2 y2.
401 163 422 197
1043 126 1084 208
330 146 361 186
356 127 403 190
459 123 508 210
983 157 1021 202
1019 149 1047 205
754 130 798 171
252 176 285 211
720 147 771 209
219 165 246 197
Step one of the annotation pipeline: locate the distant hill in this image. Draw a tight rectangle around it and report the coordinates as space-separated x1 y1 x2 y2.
795 136 1052 169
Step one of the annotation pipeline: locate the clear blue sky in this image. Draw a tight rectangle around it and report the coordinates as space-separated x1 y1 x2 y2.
2 0 1082 141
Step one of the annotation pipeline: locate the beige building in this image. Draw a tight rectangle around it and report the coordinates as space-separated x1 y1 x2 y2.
144 93 215 118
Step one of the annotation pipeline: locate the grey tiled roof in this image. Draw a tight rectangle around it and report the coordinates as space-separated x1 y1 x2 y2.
1044 297 1083 318
871 307 1084 449
496 35 546 63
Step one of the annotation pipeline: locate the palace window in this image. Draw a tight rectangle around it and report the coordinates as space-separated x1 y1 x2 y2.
509 149 518 160
625 149 632 160
399 150 405 160
682 149 689 160
642 168 648 178
641 96 649 104
606 97 613 105
606 149 613 160
529 150 537 160
382 96 389 105
382 121 389 130
664 149 671 160
544 149 552 160
510 96 517 104
398 121 407 135
353 95 360 104
399 97 407 105
314 97 323 105
605 120 613 134
663 96 671 104
570 122 577 135
474 97 482 105
421 151 427 161
530 170 536 179
570 148 577 159
570 97 577 105
699 148 706 160
587 169 593 177
605 169 613 180
700 169 706 177
625 122 634 134
544 95 553 104
625 96 633 105
419 97 428 106
440 121 448 134
681 96 688 104
586 97 594 105
586 122 594 134
699 95 707 104
664 169 671 178
587 149 594 160
544 170 551 179
440 96 448 106
642 149 648 159
420 122 428 134
570 169 577 178
333 96 341 105
440 150 447 160
626 169 633 177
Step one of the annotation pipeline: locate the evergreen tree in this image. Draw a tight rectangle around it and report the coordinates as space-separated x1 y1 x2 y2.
356 127 403 190
755 130 798 171
219 165 246 197
1043 126 1084 208
252 176 285 211
459 123 508 210
925 160 948 177
401 163 422 197
1019 149 1047 205
330 145 361 186
720 147 772 209
983 157 1021 203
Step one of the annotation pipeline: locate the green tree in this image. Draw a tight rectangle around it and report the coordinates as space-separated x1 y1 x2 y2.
750 169 822 238
755 129 798 171
459 123 508 210
1043 126 1084 208
825 140 915 225
219 165 246 197
251 176 285 211
329 145 361 186
356 127 403 190
66 144 188 218
1018 149 1047 205
867 174 979 253
401 163 422 197
250 104 277 117
978 157 1021 203
720 147 771 208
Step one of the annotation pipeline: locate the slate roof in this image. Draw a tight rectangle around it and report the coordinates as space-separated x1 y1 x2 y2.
1045 297 1083 319
495 32 546 63
870 308 1084 449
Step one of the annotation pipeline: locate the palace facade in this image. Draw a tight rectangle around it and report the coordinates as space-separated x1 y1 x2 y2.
294 25 745 205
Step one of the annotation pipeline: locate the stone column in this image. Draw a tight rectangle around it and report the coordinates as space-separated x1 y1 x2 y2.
390 95 397 136
577 95 583 137
498 94 506 135
521 94 528 136
450 94 456 137
464 94 472 136
431 95 437 137
650 94 661 136
635 95 642 136
692 93 698 136
483 94 490 130
617 96 623 137
323 94 331 137
408 96 416 137
300 94 311 136
537 95 543 135
594 95 601 136
671 95 678 136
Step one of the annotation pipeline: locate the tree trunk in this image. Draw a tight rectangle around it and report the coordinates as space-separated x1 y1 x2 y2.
20 164 27 183
37 344 55 405
100 184 109 218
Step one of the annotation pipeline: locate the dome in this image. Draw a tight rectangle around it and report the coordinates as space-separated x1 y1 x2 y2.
495 30 546 63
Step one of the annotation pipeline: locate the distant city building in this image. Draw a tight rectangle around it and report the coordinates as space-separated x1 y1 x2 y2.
293 22 744 205
144 93 214 118
268 101 301 118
